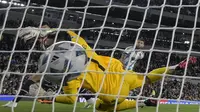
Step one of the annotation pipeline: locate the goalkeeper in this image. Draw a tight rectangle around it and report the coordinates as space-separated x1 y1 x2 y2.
2 26 145 108
3 27 197 111
54 31 196 111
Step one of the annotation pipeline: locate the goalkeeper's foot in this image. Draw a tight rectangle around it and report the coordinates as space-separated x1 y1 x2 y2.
177 56 197 69
144 99 157 107
2 101 18 108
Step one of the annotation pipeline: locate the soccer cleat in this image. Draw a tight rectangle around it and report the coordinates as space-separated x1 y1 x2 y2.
144 99 157 107
178 56 197 69
2 101 18 108
37 99 43 102
41 100 53 104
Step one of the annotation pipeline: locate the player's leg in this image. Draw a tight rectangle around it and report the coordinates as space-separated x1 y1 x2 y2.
110 99 157 112
147 56 197 83
2 75 41 108
95 98 157 111
95 81 133 111
95 99 112 111
55 91 94 105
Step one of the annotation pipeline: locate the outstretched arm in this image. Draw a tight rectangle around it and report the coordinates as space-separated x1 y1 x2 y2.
66 30 98 59
20 27 99 61
66 30 109 69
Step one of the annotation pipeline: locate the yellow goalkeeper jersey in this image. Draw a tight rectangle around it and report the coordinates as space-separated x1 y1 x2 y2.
55 31 145 104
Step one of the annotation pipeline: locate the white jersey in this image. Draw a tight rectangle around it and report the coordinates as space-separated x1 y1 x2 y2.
125 51 144 70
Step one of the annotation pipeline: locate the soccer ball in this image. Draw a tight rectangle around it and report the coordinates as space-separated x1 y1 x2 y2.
38 41 88 84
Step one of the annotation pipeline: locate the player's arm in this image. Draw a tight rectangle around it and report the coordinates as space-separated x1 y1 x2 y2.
55 79 81 104
32 28 98 58
66 30 98 58
66 30 109 69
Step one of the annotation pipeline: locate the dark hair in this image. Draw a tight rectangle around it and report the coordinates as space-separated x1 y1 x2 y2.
137 38 144 42
42 22 49 26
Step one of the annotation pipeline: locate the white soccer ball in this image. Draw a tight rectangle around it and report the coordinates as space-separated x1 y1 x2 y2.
38 41 88 84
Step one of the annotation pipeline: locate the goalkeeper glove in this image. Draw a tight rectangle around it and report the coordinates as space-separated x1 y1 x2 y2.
19 27 56 42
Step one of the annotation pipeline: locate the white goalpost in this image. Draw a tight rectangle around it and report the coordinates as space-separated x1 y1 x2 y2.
0 0 200 112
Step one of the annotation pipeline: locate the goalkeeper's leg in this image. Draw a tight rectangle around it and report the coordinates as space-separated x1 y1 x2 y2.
95 98 157 111
147 56 197 83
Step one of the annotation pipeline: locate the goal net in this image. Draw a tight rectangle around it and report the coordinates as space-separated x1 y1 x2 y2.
0 0 200 112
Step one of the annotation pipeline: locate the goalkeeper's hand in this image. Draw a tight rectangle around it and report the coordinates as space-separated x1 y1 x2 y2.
19 27 56 42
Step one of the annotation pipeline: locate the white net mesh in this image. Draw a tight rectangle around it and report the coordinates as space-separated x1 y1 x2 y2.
0 0 200 112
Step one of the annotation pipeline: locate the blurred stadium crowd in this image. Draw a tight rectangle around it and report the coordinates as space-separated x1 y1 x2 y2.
0 0 200 102
132 0 197 16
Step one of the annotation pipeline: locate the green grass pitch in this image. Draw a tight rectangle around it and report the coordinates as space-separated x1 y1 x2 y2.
0 101 199 112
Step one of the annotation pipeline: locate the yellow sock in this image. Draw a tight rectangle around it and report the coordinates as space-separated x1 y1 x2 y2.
147 67 170 83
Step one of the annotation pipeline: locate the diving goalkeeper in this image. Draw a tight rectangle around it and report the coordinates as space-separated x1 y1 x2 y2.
54 31 196 111
3 27 197 112
2 26 145 108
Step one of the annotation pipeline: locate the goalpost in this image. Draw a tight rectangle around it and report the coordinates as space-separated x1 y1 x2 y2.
0 0 200 112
